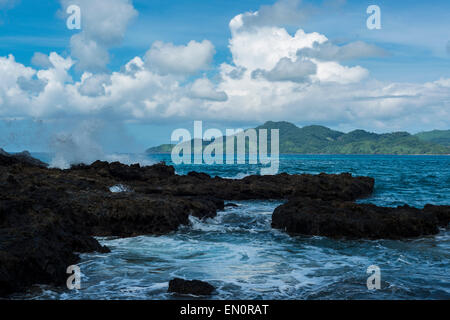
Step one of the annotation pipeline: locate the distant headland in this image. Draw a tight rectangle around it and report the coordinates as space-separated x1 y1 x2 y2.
146 121 450 155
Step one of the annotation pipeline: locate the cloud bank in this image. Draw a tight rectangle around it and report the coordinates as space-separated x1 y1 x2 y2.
0 0 449 134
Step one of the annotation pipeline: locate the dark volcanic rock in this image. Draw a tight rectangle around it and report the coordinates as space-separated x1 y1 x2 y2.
73 160 175 181
272 197 450 239
66 160 374 202
0 149 48 168
0 195 109 296
422 204 450 227
86 194 223 237
168 278 215 296
0 154 445 296
289 173 374 201
155 172 374 201
0 157 378 296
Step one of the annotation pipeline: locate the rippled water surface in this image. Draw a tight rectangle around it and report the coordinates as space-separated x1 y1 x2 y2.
22 155 450 300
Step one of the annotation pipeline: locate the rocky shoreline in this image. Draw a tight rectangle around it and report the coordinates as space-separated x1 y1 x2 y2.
0 150 448 296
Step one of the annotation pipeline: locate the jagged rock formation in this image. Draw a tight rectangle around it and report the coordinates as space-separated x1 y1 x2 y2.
272 198 450 239
0 148 48 168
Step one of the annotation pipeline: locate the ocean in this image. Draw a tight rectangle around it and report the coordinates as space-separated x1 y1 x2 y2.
19 154 450 300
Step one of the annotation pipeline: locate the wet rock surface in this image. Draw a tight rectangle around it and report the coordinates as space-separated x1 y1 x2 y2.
272 197 450 239
0 150 447 296
168 278 215 296
0 152 374 295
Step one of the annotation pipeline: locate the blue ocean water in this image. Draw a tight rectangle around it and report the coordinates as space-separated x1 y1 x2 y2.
21 154 450 300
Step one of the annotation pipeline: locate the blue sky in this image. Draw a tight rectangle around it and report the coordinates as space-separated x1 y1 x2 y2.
1 0 449 81
0 0 275 72
0 0 449 153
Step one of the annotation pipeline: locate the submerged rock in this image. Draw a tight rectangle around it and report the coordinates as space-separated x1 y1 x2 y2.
272 197 450 239
168 278 215 296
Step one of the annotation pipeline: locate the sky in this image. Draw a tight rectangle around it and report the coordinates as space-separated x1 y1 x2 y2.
0 0 449 153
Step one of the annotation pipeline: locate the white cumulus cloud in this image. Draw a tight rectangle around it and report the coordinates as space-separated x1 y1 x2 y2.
190 78 228 101
59 0 137 72
144 40 215 75
298 41 388 61
31 52 52 69
0 0 449 135
252 57 317 83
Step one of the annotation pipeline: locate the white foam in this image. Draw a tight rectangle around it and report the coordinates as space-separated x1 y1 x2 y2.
109 184 131 193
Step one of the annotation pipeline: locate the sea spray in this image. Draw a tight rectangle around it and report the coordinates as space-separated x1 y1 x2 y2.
49 119 155 168
50 120 104 169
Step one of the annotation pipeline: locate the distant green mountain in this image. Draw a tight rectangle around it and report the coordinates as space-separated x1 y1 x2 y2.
146 121 450 155
146 144 175 153
415 130 450 147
